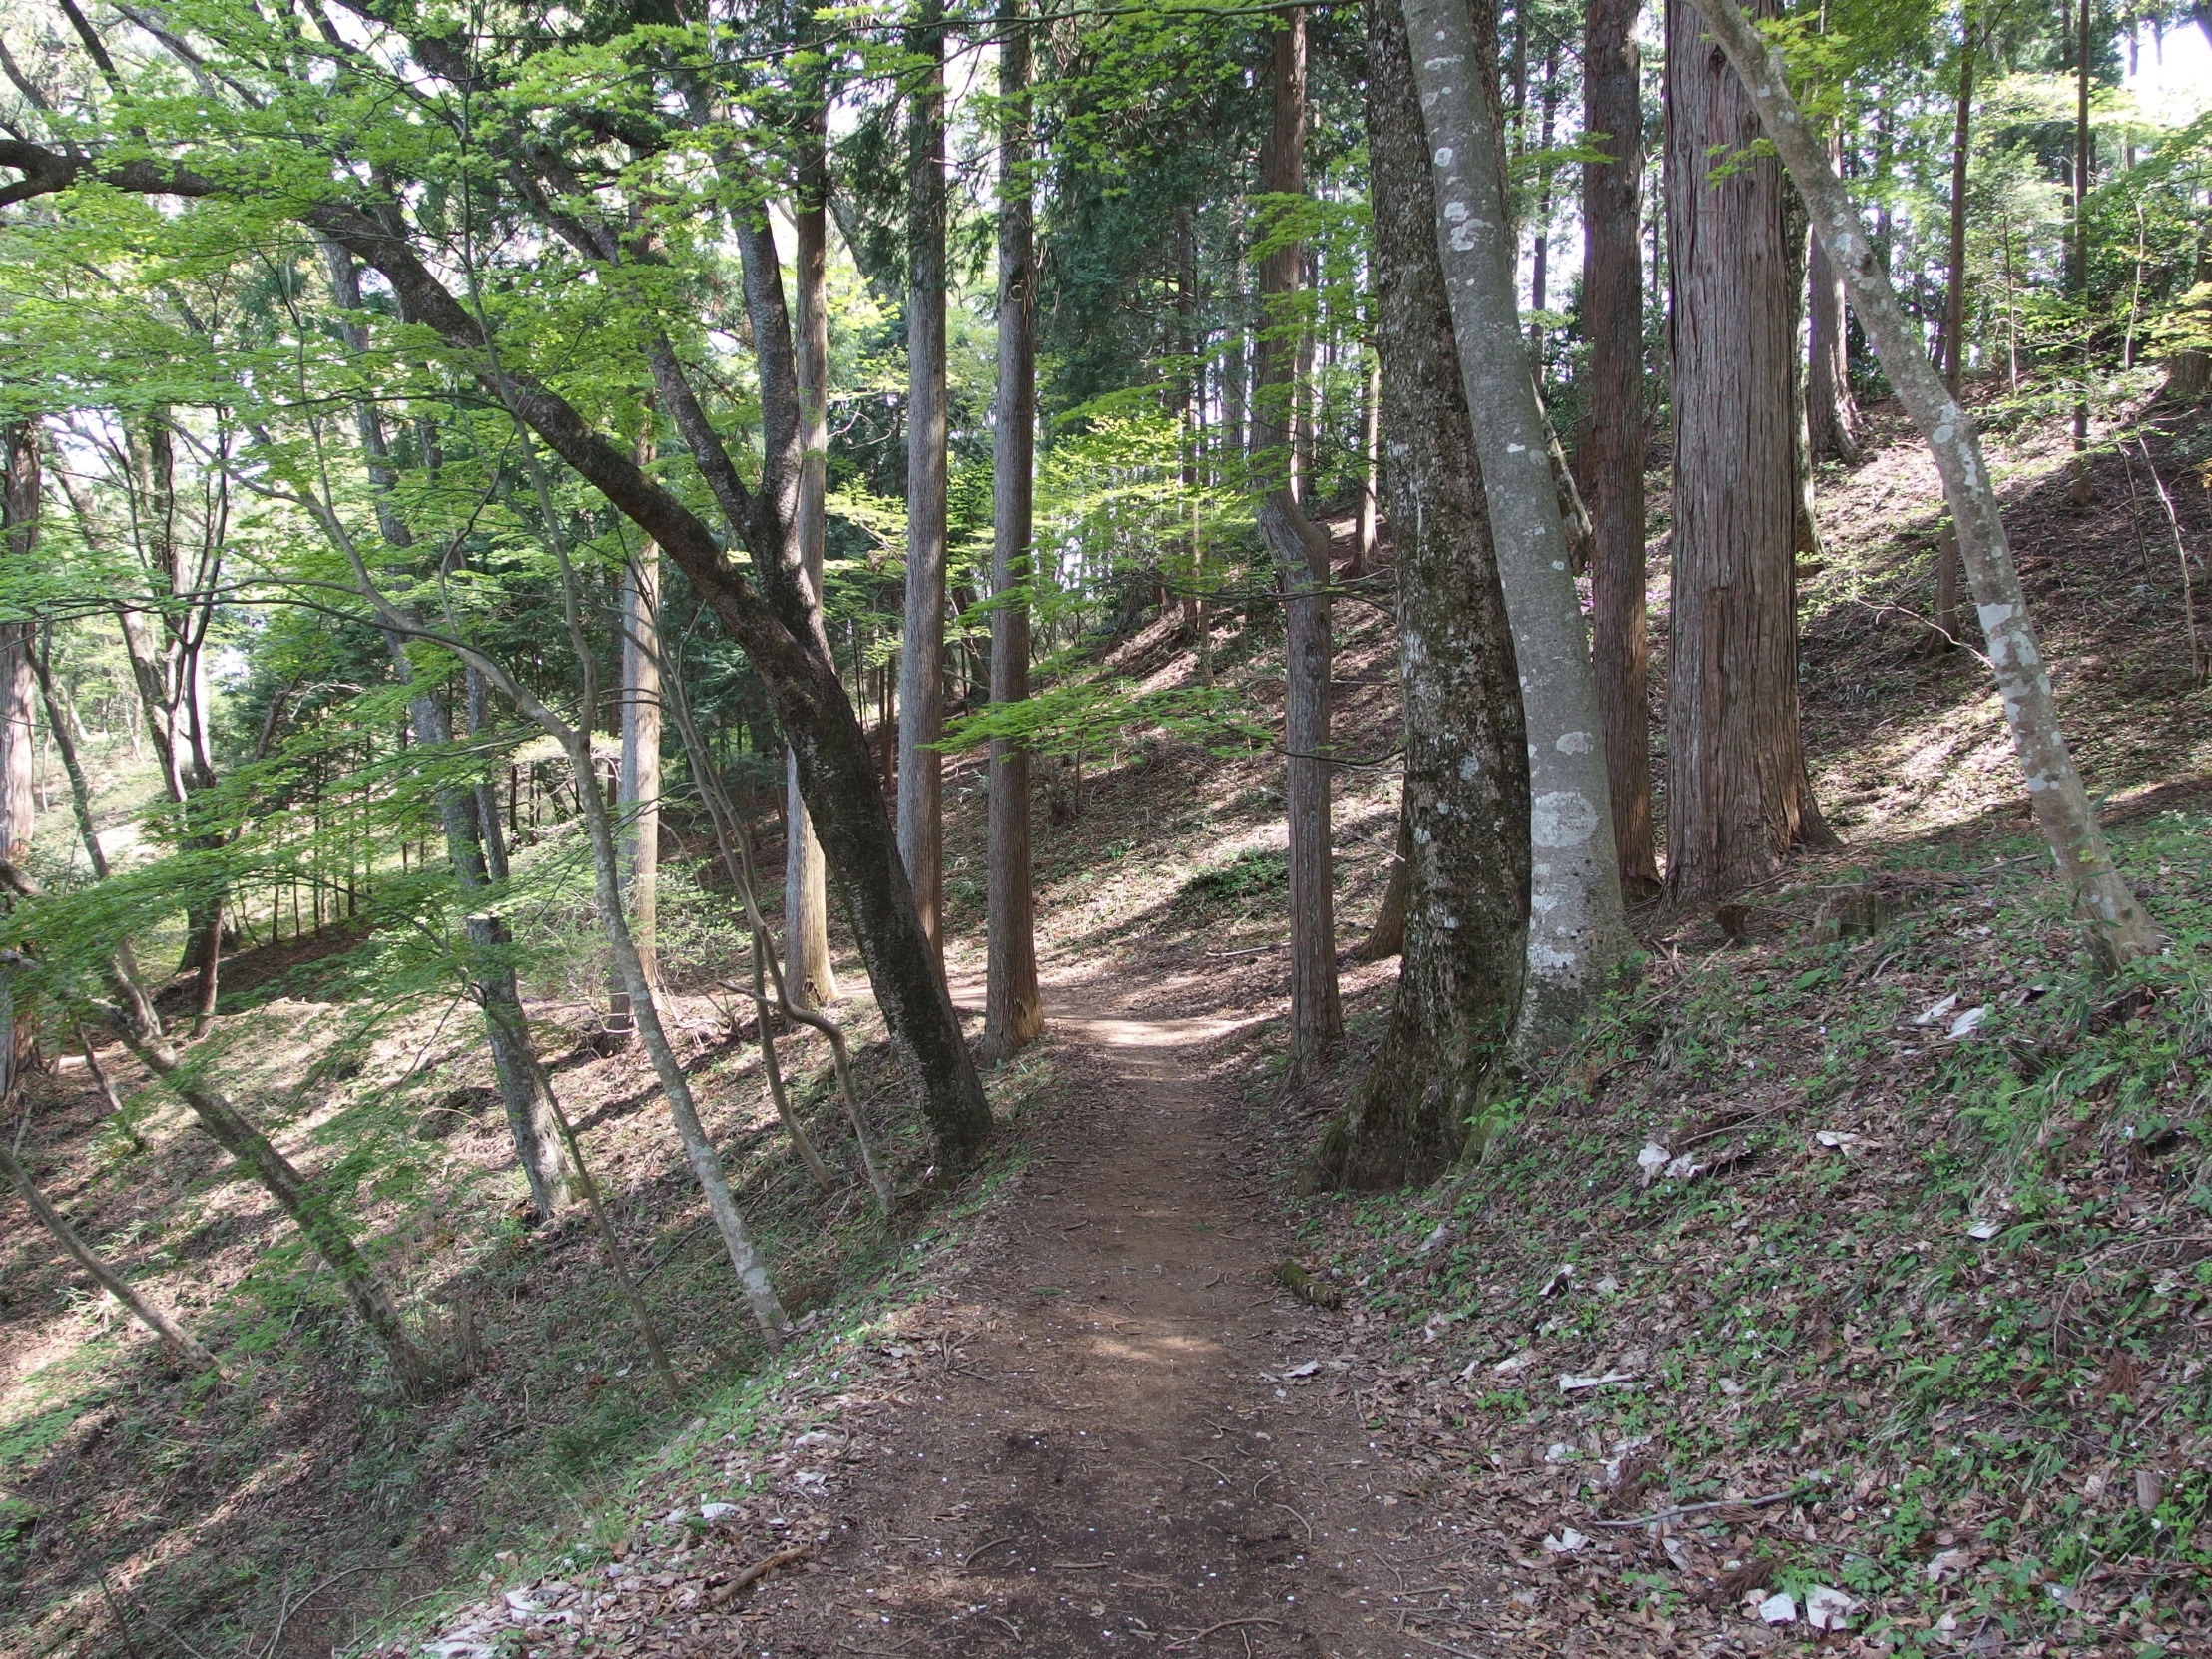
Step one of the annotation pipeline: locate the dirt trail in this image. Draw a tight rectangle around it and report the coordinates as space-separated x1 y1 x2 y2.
737 966 1480 1657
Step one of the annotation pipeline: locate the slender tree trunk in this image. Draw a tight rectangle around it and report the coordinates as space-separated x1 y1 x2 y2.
1398 0 1635 1052
787 100 839 1011
1661 0 1829 904
1688 0 2163 966
463 666 509 884
1254 7 1342 1074
1352 811 1412 963
1320 0 1531 1190
2 1138 225 1377
0 428 39 866
897 0 949 964
619 524 662 989
1582 0 1661 897
985 6 1043 1064
1527 41 1560 370
2069 0 2092 504
107 1017 451 1397
1807 228 1862 462
1352 352 1380 579
1930 28 1974 648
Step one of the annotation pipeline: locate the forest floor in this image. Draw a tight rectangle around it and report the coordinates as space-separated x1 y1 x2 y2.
5 375 2212 1659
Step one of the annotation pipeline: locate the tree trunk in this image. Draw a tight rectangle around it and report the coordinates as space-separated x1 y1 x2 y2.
984 5 1043 1064
1319 0 1531 1190
0 428 38 866
1527 40 1560 371
1 1138 225 1377
1397 0 1635 1053
1352 352 1380 579
2069 0 2092 503
1352 809 1411 963
1930 25 1973 647
619 525 662 989
787 101 839 1012
108 1017 451 1397
1581 0 1661 897
1806 136 1863 463
1688 0 2163 966
1661 0 1828 904
1253 8 1341 1074
33 642 109 880
897 0 949 964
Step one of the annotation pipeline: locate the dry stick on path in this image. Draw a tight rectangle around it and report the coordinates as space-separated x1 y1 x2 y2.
2137 439 2203 684
1687 0 2163 964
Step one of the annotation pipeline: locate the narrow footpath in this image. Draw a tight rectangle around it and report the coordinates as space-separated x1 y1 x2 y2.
731 963 1491 1657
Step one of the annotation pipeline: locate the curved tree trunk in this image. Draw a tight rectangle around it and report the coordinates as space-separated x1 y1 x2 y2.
1397 0 1634 1053
1318 0 1529 1190
1581 0 1661 897
1689 0 2162 966
1661 0 1829 904
985 6 1043 1064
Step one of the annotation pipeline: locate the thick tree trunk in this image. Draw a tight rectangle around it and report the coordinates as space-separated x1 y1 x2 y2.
1662 0 1828 904
897 0 949 964
1581 0 1660 897
984 8 1043 1064
618 530 662 988
1689 0 2163 965
2 1138 225 1376
1254 7 1341 1073
1319 0 1530 1190
787 107 839 1011
1398 0 1635 1052
108 1017 451 1397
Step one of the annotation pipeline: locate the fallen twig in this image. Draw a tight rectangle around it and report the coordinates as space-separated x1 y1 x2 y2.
962 1537 1016 1567
1591 1490 1795 1529
710 1546 810 1606
1167 1616 1285 1649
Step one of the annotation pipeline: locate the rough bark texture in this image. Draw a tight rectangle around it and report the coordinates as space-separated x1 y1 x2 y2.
1254 6 1342 1071
1581 0 1661 897
787 110 839 1011
897 2 949 964
1662 0 1828 903
984 9 1043 1064
0 427 38 863
1319 0 1529 1190
1689 0 2163 965
618 533 661 987
1398 0 1634 1053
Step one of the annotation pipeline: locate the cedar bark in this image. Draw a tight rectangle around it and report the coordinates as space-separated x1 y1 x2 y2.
1254 6 1342 1072
984 6 1042 1063
1581 0 1661 895
787 100 839 1011
1688 0 2163 965
1662 0 1828 903
1318 0 1529 1190
1397 0 1635 1051
897 0 949 963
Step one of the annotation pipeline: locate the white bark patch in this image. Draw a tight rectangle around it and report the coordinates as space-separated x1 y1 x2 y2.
1458 754 1482 779
1433 145 1454 166
1554 730 1593 754
1530 791 1601 848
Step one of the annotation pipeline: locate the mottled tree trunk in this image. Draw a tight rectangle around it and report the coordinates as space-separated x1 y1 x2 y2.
1662 0 1828 904
897 1 949 963
618 529 661 989
787 100 839 1010
1254 6 1342 1073
1318 0 1529 1190
1689 0 2163 966
1581 0 1660 896
985 7 1043 1063
1398 0 1634 1052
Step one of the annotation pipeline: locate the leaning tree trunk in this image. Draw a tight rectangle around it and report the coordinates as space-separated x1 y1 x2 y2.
897 0 949 964
1397 0 1635 1053
1254 5 1342 1074
1316 0 1531 1191
1661 0 1829 904
2 1137 225 1377
1581 0 1661 897
106 1018 450 1398
1689 0 2163 965
984 5 1043 1063
787 101 840 1012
